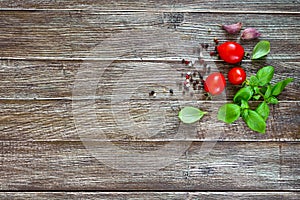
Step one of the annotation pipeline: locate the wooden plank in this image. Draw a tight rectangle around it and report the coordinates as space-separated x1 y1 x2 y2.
0 141 299 190
0 192 299 199
0 0 299 12
0 100 299 141
0 11 299 59
0 60 298 100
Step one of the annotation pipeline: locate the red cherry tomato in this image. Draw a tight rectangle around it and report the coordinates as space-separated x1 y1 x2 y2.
228 67 246 85
217 41 244 64
204 72 226 95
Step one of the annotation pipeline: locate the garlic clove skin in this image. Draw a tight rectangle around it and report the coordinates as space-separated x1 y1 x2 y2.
241 28 261 40
221 22 243 34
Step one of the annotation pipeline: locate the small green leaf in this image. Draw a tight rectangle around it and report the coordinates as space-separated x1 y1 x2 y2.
243 110 266 133
233 86 253 103
253 95 261 100
252 40 270 60
256 101 270 121
178 106 207 124
256 66 274 86
241 100 249 109
241 109 249 119
260 86 268 94
267 96 279 104
249 75 259 86
253 86 260 95
264 85 272 99
218 104 240 124
271 78 294 96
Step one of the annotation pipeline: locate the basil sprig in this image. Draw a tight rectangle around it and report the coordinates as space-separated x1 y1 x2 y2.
218 66 293 133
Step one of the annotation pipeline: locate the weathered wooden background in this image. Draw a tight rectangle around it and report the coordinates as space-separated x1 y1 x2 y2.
0 0 299 199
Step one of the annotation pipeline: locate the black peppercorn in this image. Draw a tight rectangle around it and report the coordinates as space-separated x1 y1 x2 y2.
149 91 156 96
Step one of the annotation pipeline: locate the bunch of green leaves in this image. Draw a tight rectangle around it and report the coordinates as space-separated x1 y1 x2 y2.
217 66 293 133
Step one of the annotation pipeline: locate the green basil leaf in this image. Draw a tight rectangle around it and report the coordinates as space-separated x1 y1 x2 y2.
249 75 259 86
271 78 294 96
252 40 270 60
260 86 268 94
233 86 253 103
243 110 266 133
240 100 249 109
253 86 260 95
255 101 270 121
178 106 207 124
264 85 272 99
256 66 274 86
241 109 249 119
253 95 261 100
267 96 279 104
218 104 240 124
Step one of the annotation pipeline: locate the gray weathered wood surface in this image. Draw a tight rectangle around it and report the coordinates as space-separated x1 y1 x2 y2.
0 192 299 200
0 0 299 199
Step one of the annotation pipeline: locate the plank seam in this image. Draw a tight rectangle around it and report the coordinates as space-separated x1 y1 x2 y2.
0 98 299 103
0 190 299 192
0 9 299 15
1 57 300 62
1 141 299 143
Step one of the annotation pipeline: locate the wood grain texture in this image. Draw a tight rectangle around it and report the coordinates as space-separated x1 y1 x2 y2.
0 100 299 141
0 11 299 59
0 141 299 190
0 60 298 100
0 192 299 200
0 0 299 195
0 0 299 12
